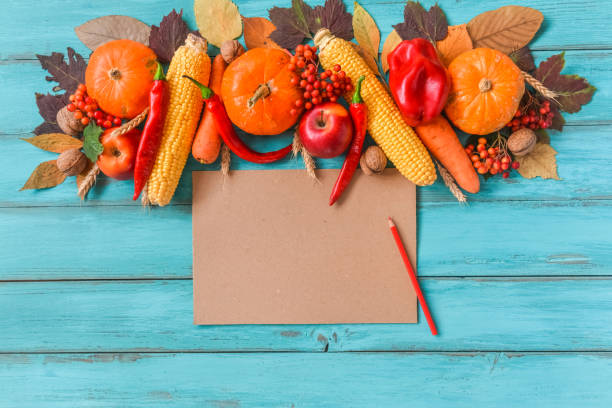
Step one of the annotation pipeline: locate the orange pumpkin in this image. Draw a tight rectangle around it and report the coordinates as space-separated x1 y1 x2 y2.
221 48 303 135
445 48 525 135
85 39 157 119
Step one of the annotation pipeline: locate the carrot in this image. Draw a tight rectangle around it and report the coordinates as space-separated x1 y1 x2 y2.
192 54 227 164
415 115 480 194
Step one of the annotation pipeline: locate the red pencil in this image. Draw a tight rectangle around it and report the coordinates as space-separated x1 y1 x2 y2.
388 217 438 336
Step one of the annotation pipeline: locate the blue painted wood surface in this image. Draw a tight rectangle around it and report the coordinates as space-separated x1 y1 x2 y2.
0 0 611 406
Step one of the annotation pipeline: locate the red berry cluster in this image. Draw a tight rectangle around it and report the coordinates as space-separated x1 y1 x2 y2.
465 137 519 179
287 44 353 114
506 100 554 132
66 84 122 129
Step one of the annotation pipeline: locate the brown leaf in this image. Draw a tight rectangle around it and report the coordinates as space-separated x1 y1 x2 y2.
21 133 82 153
516 143 560 180
76 159 94 188
467 6 543 54
243 16 281 50
194 0 242 48
351 43 379 75
353 1 380 62
20 160 67 191
381 29 402 73
436 24 473 66
75 15 151 51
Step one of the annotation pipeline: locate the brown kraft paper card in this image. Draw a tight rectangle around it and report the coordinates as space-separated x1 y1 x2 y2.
192 168 417 325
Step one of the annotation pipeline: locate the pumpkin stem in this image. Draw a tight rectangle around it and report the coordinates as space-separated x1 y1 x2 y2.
109 68 122 81
247 84 271 109
479 78 492 93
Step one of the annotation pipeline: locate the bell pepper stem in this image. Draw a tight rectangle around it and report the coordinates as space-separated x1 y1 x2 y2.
352 76 365 104
154 61 166 81
183 75 213 99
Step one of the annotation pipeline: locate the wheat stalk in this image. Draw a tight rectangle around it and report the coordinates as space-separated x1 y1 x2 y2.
221 143 231 177
292 132 318 182
522 71 559 100
435 161 467 204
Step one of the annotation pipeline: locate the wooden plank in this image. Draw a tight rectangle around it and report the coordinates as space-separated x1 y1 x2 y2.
1 278 611 352
0 352 610 407
1 0 610 61
1 200 610 280
4 123 611 208
5 49 607 136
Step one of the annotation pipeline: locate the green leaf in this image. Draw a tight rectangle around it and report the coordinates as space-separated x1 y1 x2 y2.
534 53 596 114
82 123 104 162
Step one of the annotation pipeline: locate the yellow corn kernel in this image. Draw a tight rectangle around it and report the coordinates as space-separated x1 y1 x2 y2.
314 29 436 186
147 34 211 206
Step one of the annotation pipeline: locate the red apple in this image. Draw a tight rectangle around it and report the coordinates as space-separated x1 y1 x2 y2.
298 102 353 158
97 127 141 180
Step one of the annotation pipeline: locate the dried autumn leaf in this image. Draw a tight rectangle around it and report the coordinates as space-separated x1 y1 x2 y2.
381 29 402 73
21 133 82 153
20 160 67 191
36 48 86 94
393 2 448 44
516 143 560 180
309 0 354 41
75 15 151 51
269 0 313 49
34 93 69 135
436 24 473 67
149 9 195 63
194 0 242 48
353 1 380 62
243 16 281 50
509 47 536 73
533 53 596 114
351 43 379 75
467 6 543 55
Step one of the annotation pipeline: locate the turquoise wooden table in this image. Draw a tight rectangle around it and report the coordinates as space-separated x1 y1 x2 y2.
1 0 611 406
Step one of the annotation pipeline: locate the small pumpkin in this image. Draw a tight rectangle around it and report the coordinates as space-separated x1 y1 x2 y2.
221 48 303 135
85 39 157 119
445 48 525 135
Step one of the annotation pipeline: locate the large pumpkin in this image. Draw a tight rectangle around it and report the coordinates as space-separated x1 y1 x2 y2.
445 48 525 135
221 48 303 135
86 39 157 119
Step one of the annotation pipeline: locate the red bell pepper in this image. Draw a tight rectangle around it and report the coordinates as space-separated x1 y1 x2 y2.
388 38 450 127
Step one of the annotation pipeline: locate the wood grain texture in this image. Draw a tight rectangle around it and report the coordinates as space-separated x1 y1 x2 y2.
0 352 611 407
1 0 611 405
0 200 610 280
1 279 611 352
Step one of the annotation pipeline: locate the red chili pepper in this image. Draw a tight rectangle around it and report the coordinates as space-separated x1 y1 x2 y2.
133 62 167 200
183 76 292 164
329 76 367 206
388 38 450 127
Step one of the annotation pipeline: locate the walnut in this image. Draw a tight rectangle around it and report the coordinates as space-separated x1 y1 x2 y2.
507 128 537 157
360 146 387 175
56 148 88 176
57 105 85 137
220 40 245 64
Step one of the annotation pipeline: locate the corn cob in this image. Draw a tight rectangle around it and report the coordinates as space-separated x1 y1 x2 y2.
146 34 211 206
314 29 436 186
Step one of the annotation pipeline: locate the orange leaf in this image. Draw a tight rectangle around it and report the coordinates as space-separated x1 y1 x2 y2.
436 24 473 67
243 16 281 50
381 30 401 73
20 160 67 191
21 133 82 153
351 43 379 75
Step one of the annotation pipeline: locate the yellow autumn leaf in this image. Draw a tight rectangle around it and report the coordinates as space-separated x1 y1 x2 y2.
381 30 401 73
243 16 281 50
350 43 379 75
20 160 67 191
194 0 242 48
353 1 380 62
436 24 473 67
516 143 560 180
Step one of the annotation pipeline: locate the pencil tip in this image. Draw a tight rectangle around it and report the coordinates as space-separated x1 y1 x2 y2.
387 217 395 228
